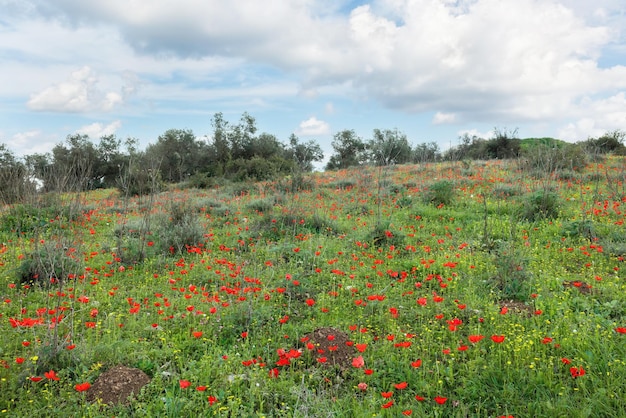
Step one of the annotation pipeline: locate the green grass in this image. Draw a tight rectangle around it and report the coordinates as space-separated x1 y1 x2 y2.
1 159 625 417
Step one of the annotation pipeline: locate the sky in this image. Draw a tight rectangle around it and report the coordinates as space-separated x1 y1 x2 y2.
1 0 625 163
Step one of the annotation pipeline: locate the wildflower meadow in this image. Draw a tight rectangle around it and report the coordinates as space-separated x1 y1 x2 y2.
1 158 625 417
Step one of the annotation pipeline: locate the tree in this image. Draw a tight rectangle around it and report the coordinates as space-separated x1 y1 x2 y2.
288 134 324 172
583 130 626 155
485 127 521 159
367 128 413 166
145 129 201 183
326 130 366 170
97 135 127 188
0 143 33 204
412 142 440 163
50 134 99 191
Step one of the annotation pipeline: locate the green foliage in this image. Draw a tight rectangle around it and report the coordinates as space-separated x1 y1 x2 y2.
368 128 413 166
154 201 206 254
0 143 35 204
0 199 81 235
582 130 626 155
326 130 366 170
365 222 405 248
489 241 532 302
521 143 587 175
18 239 83 287
423 179 455 206
519 189 560 221
3 152 626 417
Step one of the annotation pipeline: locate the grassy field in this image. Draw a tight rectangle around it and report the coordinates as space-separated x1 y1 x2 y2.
1 158 625 417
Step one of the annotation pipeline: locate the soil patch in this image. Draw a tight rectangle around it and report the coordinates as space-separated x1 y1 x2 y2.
562 280 593 294
302 327 354 370
500 300 535 318
86 365 151 405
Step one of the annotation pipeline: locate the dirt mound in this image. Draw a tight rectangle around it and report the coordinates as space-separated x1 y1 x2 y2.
86 365 150 405
303 327 355 370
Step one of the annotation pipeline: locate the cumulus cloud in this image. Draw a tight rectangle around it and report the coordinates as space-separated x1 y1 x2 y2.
558 92 626 141
75 120 122 139
296 117 331 136
6 0 624 144
433 112 456 124
10 130 57 155
27 66 123 112
27 1 626 122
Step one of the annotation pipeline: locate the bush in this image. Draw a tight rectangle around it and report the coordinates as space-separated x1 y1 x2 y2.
154 201 206 254
0 199 82 235
519 189 560 221
423 180 455 206
521 144 587 175
19 239 83 287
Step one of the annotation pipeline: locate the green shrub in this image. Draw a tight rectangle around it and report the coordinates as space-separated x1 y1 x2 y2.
246 198 275 214
423 180 455 206
492 184 522 198
19 239 83 287
155 201 206 253
0 199 85 236
519 189 560 221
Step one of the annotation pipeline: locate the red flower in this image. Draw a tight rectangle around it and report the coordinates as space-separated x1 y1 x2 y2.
541 337 553 345
355 343 367 353
29 376 43 382
561 358 571 365
468 335 484 344
352 356 365 368
44 370 60 381
381 391 393 398
15 357 25 364
394 381 408 390
615 327 626 334
457 345 469 351
207 395 217 405
381 400 394 409
179 379 191 389
570 366 586 378
411 359 422 368
402 410 413 416
434 396 448 405
491 335 505 343
192 331 203 338
75 382 91 392
268 368 279 378
305 298 315 307
415 395 425 401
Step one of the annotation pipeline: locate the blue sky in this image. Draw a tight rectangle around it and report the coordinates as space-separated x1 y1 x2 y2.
1 0 625 163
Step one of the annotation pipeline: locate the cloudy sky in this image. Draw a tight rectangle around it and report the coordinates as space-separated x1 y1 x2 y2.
1 0 625 160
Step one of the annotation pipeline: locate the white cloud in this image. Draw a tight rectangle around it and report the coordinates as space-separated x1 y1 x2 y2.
433 112 456 124
27 66 123 112
75 120 122 139
1 0 625 146
296 117 331 136
457 128 495 140
557 92 626 141
10 130 57 155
